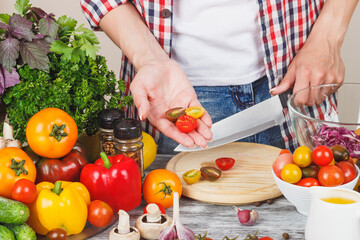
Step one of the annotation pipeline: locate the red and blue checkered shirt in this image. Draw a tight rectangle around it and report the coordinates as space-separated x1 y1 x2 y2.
80 0 336 151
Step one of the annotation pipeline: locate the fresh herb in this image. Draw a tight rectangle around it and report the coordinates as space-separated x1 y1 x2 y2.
1 0 132 141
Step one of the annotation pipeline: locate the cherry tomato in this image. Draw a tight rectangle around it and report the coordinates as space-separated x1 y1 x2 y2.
331 145 350 162
143 169 182 209
272 153 294 179
281 164 302 184
293 146 312 168
336 161 357 184
296 177 320 187
46 228 67 240
279 149 290 155
318 165 344 187
200 167 222 182
312 145 333 166
165 107 185 122
11 179 37 204
258 237 273 240
185 106 205 119
176 115 197 133
301 165 320 179
143 203 166 214
215 157 235 171
88 200 114 228
182 169 201 185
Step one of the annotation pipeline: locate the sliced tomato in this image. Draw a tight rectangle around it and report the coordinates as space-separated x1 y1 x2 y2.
176 115 197 133
185 106 205 119
165 107 185 122
182 169 201 184
215 157 235 171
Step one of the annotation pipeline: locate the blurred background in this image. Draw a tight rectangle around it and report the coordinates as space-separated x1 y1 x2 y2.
1 0 359 121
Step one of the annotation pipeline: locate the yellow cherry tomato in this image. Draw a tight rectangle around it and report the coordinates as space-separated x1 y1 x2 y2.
281 164 302 184
293 146 312 168
182 169 201 185
185 106 205 119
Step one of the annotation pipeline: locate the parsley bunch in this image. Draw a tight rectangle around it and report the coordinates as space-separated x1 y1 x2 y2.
1 0 132 142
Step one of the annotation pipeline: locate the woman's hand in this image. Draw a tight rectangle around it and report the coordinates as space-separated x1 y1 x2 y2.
130 59 213 149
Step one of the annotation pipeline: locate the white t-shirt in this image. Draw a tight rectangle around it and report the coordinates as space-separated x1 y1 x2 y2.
171 0 266 86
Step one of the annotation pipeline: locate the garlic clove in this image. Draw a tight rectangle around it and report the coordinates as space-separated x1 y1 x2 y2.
0 137 5 149
234 206 258 226
5 139 22 148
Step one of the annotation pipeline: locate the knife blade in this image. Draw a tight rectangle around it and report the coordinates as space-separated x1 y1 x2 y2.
174 91 290 152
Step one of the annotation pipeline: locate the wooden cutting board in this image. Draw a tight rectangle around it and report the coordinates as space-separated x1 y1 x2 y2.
166 142 283 205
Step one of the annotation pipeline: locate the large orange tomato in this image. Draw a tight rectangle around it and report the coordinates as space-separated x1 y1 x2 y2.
142 169 182 208
0 147 36 198
26 108 78 158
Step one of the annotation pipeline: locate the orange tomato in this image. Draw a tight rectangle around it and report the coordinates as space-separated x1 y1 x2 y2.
26 108 78 158
0 147 36 198
142 169 182 208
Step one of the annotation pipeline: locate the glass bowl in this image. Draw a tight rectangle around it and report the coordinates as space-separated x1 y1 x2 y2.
287 83 360 159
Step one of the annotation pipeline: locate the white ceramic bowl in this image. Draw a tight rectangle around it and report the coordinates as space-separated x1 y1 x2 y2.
272 165 360 216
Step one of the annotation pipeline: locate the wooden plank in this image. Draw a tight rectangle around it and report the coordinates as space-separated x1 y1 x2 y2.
166 142 283 205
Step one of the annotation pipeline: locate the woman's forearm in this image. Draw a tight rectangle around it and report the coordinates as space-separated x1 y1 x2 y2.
99 2 169 69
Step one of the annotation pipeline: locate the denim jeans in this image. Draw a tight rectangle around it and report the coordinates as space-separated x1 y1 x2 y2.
158 76 285 154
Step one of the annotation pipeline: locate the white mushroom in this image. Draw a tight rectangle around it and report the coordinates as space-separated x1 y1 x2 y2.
109 210 140 240
135 203 172 240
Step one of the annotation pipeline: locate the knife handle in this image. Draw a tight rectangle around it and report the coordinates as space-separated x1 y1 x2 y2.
278 88 293 109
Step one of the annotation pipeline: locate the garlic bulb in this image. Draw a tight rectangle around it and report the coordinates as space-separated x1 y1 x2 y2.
234 206 258 226
158 192 195 240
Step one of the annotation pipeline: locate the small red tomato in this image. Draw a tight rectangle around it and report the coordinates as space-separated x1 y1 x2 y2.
296 177 320 187
143 203 166 215
46 228 67 240
312 145 333 166
318 165 344 187
272 153 294 179
215 157 235 171
88 200 114 228
176 115 197 133
279 149 290 155
336 161 357 184
11 179 37 204
258 237 273 240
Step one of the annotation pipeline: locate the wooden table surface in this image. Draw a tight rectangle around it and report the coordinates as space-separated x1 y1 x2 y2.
89 154 307 240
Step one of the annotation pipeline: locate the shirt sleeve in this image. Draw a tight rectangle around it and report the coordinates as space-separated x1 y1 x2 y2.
80 0 128 30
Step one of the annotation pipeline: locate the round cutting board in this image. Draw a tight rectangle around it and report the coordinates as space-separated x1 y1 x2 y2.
166 142 283 205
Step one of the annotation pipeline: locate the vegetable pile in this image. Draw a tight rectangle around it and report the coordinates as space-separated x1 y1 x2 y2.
0 0 132 142
312 125 360 159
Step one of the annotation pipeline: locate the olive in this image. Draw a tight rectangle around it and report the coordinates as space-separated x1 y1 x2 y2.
200 166 222 182
331 145 350 162
301 164 320 179
165 107 185 122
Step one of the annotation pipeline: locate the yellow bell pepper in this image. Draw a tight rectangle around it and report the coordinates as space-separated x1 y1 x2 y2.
27 181 90 235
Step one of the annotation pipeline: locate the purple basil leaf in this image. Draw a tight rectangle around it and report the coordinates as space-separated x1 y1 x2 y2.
35 38 51 53
0 66 20 94
0 37 20 72
9 14 35 41
19 40 49 71
0 22 9 30
39 17 59 40
28 7 47 19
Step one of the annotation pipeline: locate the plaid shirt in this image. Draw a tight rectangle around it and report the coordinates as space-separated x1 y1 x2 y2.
80 0 336 151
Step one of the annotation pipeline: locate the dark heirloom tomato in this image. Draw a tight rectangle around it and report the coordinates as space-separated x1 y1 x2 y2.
296 177 320 187
200 167 222 182
215 157 235 171
301 165 320 179
176 115 197 133
46 228 67 240
331 145 350 162
336 161 357 184
165 107 185 122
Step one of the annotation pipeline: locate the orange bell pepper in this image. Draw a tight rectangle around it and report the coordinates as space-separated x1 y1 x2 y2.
27 181 90 236
0 147 36 198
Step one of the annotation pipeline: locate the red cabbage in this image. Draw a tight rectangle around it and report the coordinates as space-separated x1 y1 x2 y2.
312 125 360 159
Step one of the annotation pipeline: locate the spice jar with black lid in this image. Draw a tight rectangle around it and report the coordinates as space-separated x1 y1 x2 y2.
98 108 124 156
113 118 144 178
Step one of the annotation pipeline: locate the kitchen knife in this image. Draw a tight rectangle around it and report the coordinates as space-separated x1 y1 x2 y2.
174 91 290 152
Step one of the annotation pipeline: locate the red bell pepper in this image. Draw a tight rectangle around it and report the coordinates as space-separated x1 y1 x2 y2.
80 152 141 212
36 149 88 183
